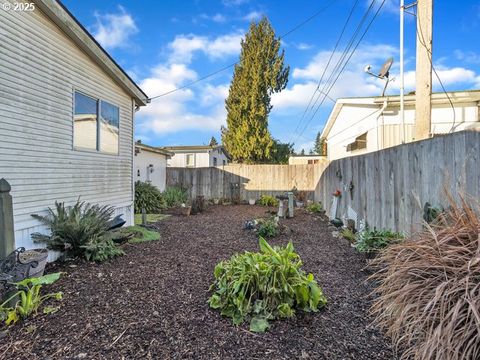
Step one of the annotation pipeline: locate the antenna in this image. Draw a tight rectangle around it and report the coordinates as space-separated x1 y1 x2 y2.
364 57 395 96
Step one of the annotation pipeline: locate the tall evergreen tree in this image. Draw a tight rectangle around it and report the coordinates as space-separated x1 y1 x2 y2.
313 131 327 156
222 17 289 163
209 136 218 146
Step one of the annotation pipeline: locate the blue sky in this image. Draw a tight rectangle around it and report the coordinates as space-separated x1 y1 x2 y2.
62 0 480 152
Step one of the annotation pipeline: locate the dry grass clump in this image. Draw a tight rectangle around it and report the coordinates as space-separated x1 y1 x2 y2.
370 197 480 360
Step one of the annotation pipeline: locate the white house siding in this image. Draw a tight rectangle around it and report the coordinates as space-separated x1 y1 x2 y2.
168 149 229 168
0 2 135 259
326 102 480 161
134 150 168 191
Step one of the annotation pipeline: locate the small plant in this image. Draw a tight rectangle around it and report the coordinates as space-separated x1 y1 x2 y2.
340 228 356 243
134 181 166 214
258 195 279 207
306 202 323 213
163 185 189 207
0 273 63 326
355 228 403 254
31 200 124 262
81 237 124 262
208 238 327 333
256 217 279 238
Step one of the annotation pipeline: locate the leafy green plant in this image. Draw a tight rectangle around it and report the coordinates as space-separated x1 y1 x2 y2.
340 228 357 243
163 185 189 207
306 202 323 213
31 200 115 257
31 200 124 261
135 181 166 214
0 273 63 326
355 228 404 254
258 195 279 207
256 217 279 238
208 238 327 332
81 237 124 262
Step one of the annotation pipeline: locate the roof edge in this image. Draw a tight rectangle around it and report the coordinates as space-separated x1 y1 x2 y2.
34 0 148 106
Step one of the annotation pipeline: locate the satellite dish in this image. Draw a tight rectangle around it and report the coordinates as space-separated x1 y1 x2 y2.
378 57 394 79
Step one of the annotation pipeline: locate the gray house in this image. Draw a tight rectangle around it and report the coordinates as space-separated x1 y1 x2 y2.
0 0 148 258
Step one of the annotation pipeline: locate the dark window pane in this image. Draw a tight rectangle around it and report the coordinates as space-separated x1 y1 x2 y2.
74 91 97 150
100 100 119 154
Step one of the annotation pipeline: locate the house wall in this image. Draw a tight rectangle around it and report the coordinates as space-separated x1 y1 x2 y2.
326 102 480 161
167 149 229 168
134 150 168 191
0 2 136 259
288 156 328 165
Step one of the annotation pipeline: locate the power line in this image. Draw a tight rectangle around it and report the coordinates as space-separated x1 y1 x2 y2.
291 0 378 143
294 0 387 143
148 0 336 101
291 0 361 139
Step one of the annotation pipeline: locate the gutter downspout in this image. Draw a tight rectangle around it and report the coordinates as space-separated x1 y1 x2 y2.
376 100 388 151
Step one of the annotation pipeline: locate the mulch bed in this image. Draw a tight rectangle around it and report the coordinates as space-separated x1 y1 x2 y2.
0 205 395 359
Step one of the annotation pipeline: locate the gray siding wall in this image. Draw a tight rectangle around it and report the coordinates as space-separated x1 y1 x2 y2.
0 1 135 255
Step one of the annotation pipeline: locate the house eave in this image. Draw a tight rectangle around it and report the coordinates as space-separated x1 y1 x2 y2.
34 0 148 106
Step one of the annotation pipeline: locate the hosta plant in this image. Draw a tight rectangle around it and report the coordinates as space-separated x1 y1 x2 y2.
0 272 63 326
208 238 327 332
305 202 323 214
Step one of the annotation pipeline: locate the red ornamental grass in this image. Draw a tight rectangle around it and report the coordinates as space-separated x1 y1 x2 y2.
370 196 480 360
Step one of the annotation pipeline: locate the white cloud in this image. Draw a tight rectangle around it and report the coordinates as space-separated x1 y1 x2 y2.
454 50 480 64
137 63 228 135
197 13 227 23
223 0 249 6
296 43 314 51
92 6 138 49
168 31 243 63
243 11 263 22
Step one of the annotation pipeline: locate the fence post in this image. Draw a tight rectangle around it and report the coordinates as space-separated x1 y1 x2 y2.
0 179 15 259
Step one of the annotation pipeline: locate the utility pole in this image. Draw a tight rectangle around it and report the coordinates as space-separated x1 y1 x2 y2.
415 0 433 140
399 0 405 143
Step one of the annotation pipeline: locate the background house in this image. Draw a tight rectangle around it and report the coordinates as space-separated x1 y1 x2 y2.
134 143 172 191
288 155 327 165
321 90 480 161
165 145 230 168
0 0 148 258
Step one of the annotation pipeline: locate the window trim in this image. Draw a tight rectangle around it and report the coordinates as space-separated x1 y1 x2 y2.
72 88 121 156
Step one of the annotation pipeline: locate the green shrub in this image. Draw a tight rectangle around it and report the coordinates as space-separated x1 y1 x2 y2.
306 202 323 213
31 200 124 262
355 228 404 254
340 228 356 243
32 200 114 257
0 273 63 326
208 238 327 332
81 237 125 262
135 181 166 213
258 195 279 207
163 185 189 207
257 217 279 238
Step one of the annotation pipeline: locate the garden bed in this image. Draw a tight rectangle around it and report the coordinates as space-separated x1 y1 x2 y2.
0 205 394 359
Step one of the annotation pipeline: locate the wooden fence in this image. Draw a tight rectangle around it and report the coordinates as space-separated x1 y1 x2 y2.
166 163 328 202
316 130 480 235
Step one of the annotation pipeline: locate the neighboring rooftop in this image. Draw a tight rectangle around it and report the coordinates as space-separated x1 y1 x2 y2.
135 142 173 157
163 145 225 151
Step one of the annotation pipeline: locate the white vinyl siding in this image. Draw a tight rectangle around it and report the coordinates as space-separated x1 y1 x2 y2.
0 1 135 248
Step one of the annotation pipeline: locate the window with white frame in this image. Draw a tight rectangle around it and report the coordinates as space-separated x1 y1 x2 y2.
74 91 119 154
186 154 195 167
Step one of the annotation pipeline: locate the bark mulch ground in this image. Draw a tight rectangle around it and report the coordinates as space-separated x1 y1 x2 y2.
0 205 395 360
